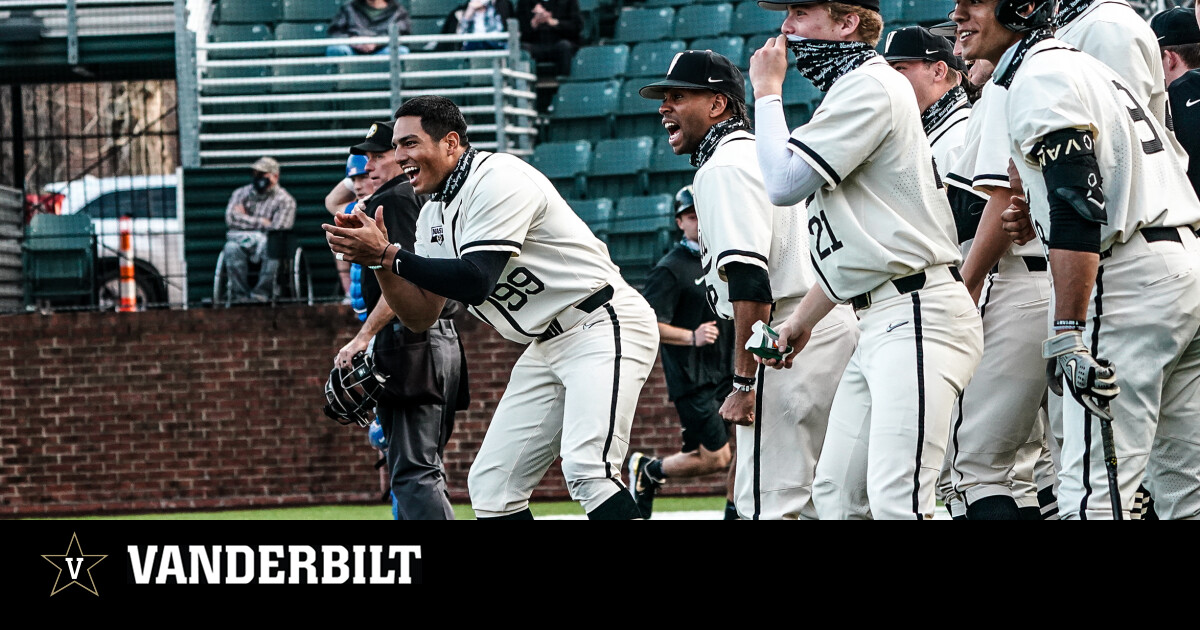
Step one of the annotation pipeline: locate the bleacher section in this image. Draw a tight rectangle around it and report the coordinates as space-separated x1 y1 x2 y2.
533 0 951 287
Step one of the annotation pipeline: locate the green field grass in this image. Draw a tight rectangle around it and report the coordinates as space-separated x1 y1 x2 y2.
49 496 727 520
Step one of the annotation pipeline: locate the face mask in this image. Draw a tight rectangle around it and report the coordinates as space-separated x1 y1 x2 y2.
253 175 271 193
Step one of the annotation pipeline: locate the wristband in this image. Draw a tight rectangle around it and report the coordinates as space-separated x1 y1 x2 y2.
1053 319 1087 332
691 330 697 346
732 374 757 387
369 244 391 270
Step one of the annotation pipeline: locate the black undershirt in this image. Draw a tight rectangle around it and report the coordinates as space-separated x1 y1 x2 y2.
391 248 509 306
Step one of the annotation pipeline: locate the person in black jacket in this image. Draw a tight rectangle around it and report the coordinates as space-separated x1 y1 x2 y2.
440 0 514 51
326 0 411 56
333 121 468 520
1152 7 1200 198
628 186 737 519
516 0 582 76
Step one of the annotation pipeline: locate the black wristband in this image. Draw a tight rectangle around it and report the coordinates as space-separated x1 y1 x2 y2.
732 374 757 386
1054 319 1087 331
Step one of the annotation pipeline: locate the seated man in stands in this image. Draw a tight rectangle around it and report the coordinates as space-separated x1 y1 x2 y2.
441 0 513 50
222 157 297 303
517 0 583 76
327 0 411 56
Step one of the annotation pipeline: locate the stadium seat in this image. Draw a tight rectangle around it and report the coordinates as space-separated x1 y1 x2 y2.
609 194 675 288
208 23 274 60
217 0 283 25
569 197 614 242
401 56 467 89
410 16 446 35
616 79 665 139
614 7 676 43
409 0 449 18
531 140 593 199
588 136 653 199
648 137 694 197
272 62 335 94
732 1 783 37
899 0 949 24
690 36 745 69
782 74 823 121
674 3 733 41
203 65 273 95
566 44 630 82
626 39 687 77
275 22 329 56
282 0 342 22
546 79 621 141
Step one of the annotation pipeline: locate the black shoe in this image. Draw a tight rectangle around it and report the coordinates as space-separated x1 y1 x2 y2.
627 452 662 518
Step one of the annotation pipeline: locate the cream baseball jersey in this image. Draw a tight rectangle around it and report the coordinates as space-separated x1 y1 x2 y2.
1056 0 1171 130
946 82 1044 258
413 151 620 343
693 130 814 319
928 94 971 185
785 56 962 302
1007 40 1200 252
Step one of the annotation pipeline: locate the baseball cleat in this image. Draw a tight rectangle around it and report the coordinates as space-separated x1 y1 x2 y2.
628 452 662 519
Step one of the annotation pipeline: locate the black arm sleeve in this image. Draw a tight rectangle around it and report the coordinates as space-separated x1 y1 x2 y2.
391 248 510 306
724 262 772 304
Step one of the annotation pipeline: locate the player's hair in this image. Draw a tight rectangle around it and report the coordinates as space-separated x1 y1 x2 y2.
394 95 471 147
1164 43 1200 70
713 93 752 129
827 2 884 47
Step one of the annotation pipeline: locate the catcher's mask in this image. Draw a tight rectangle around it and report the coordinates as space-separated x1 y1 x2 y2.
323 351 388 427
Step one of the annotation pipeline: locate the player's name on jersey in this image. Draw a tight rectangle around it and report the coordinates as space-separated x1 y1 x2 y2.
126 544 421 585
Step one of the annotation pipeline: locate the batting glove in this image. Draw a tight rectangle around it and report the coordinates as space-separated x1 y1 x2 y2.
1043 330 1120 421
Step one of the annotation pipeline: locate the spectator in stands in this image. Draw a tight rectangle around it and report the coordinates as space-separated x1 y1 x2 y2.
326 154 376 309
326 0 411 56
441 0 513 50
222 157 297 303
516 0 583 76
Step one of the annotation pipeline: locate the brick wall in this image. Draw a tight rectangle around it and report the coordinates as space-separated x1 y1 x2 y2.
0 304 725 518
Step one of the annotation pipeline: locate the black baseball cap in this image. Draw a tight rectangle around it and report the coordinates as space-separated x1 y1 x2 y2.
349 121 395 155
758 0 880 12
883 26 965 72
639 50 746 104
1151 7 1200 47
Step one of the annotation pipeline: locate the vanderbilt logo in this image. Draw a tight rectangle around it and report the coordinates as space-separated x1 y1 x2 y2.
431 225 444 244
42 533 107 596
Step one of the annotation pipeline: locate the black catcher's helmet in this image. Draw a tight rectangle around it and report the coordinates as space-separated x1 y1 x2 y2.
996 0 1058 33
674 185 695 217
323 351 388 427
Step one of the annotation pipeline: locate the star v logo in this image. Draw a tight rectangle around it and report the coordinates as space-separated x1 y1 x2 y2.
42 533 107 596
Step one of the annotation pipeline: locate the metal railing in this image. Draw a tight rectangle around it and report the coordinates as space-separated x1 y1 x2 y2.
178 17 539 168
0 1 175 63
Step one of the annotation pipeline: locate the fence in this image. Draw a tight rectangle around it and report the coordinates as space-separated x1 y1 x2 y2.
0 186 21 311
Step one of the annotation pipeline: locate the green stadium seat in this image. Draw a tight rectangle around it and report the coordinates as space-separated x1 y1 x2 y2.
566 44 630 82
282 0 343 22
614 7 676 43
648 137 694 198
609 194 675 288
275 22 329 56
208 24 274 60
732 1 782 37
626 40 686 77
218 0 283 24
616 78 666 139
203 65 273 95
588 136 653 199
410 16 446 35
674 3 733 41
782 74 822 111
410 0 449 18
401 56 467 89
547 79 621 141
899 1 949 24
690 36 745 69
643 0 690 6
532 141 592 199
569 197 614 242
22 213 95 306
272 62 336 93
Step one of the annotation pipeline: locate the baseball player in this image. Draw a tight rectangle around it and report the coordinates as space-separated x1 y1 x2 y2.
326 95 659 520
628 186 737 520
750 0 983 520
1151 7 1200 198
971 0 1200 519
639 49 858 520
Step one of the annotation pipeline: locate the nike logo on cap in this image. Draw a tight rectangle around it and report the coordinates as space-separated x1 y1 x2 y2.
707 77 723 83
695 277 706 285
925 49 940 55
1188 98 1200 108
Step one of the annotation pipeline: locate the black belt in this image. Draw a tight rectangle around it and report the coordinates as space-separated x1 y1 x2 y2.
536 284 614 342
990 256 1048 275
850 266 963 311
1100 226 1185 260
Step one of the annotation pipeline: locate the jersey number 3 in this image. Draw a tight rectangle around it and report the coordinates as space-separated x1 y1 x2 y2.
490 267 545 312
809 210 844 260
